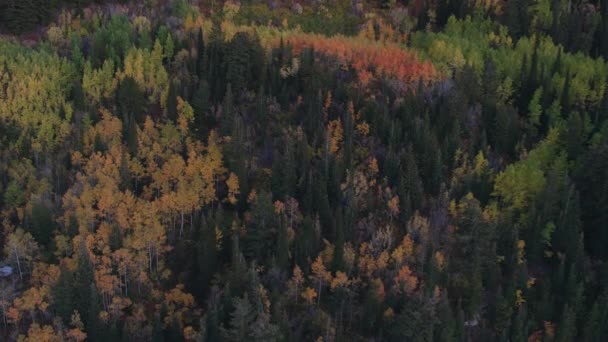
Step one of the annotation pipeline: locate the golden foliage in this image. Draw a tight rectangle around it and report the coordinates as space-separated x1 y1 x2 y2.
82 60 117 105
164 284 195 328
327 119 343 155
434 251 446 271
118 41 169 107
330 271 350 290
288 265 305 298
67 311 87 342
517 240 526 265
391 235 414 266
226 172 240 205
354 120 368 135
10 286 50 325
376 251 390 271
176 97 194 134
387 195 400 217
301 287 318 304
19 323 61 342
515 289 526 308
393 265 418 294
311 256 332 285
368 157 379 175
383 307 395 319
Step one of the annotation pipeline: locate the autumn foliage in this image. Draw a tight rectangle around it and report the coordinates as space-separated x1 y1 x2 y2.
275 33 438 89
1 0 608 341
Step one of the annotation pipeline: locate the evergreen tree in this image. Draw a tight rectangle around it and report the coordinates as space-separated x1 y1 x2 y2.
0 61 11 101
207 19 225 101
276 211 289 271
493 104 519 157
28 200 55 246
282 139 297 199
597 0 608 59
556 304 576 342
295 215 317 268
331 208 345 272
583 293 608 342
52 266 75 324
566 111 584 160
435 293 457 342
577 140 608 258
117 76 145 126
399 145 423 221
388 296 436 342
505 0 530 39
166 80 178 122
74 245 95 328
244 191 276 263
224 32 264 94
553 186 582 263
197 28 206 79
197 215 218 298
1 0 53 33
510 307 528 342
561 69 572 112
126 118 138 157
220 84 235 136
192 79 211 135
86 283 101 340
227 114 249 209
166 316 183 341
221 294 256 341
151 315 165 342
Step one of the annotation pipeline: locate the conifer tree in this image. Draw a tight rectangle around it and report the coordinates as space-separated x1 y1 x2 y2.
86 284 101 340
197 215 218 296
276 212 289 271
197 28 206 79
295 215 317 267
52 266 75 324
74 246 95 328
192 79 211 135
166 81 178 122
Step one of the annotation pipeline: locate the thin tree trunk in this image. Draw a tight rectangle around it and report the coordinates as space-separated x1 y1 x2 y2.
124 268 128 297
317 281 322 305
13 248 22 280
1 303 6 327
156 245 159 269
148 244 153 273
325 316 331 342
180 211 184 237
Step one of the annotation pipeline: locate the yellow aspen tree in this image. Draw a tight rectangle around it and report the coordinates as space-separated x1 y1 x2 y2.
66 311 87 342
226 172 240 205
288 265 305 302
311 256 332 304
327 119 343 155
393 265 418 295
301 287 318 305
19 323 62 342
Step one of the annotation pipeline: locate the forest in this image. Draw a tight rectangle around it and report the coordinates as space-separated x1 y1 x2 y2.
0 0 607 341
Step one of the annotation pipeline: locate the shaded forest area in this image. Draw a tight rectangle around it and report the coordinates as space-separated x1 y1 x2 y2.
1 0 608 341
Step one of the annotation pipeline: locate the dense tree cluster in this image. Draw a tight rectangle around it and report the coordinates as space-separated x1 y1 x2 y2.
0 0 608 341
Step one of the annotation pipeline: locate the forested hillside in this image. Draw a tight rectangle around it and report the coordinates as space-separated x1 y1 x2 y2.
0 0 608 341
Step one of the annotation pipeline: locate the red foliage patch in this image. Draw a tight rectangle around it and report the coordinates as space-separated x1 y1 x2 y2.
276 33 438 89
